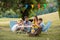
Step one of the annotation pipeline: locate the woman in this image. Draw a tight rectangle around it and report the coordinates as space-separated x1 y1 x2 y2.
31 16 39 33
32 16 39 28
29 16 42 36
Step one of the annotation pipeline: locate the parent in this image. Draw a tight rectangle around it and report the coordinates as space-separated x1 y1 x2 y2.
24 16 32 33
29 16 42 36
32 16 40 30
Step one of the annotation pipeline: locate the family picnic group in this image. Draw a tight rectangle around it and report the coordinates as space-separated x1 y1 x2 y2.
10 16 51 36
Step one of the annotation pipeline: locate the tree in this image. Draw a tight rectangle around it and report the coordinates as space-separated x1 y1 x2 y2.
20 0 46 20
57 0 60 18
0 0 46 18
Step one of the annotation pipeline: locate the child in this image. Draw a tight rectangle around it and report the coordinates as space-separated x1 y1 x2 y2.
17 19 24 31
38 18 45 29
38 18 51 32
11 18 24 32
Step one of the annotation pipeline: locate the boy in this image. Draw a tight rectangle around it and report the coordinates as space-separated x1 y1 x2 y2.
38 18 51 32
38 18 45 29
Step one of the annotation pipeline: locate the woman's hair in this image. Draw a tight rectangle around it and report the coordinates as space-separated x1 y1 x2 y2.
34 16 38 21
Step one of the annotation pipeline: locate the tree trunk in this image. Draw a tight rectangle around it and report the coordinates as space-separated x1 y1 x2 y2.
57 0 60 18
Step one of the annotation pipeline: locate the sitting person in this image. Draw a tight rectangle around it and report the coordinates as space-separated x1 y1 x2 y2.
38 18 45 30
11 18 24 32
32 16 40 31
38 18 51 32
24 16 32 33
17 19 24 31
29 16 42 36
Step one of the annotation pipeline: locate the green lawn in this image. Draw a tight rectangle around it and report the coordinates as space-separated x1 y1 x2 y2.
0 18 60 40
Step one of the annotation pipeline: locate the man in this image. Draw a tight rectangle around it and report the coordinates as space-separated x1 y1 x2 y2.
24 16 32 33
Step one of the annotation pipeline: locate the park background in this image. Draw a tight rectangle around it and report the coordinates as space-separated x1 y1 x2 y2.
0 0 60 40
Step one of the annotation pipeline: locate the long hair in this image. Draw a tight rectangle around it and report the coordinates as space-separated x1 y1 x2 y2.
34 16 38 23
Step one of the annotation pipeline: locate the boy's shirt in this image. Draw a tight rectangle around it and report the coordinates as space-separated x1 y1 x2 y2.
40 22 45 29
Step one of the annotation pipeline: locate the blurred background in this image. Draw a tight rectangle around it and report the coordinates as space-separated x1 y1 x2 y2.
0 0 59 18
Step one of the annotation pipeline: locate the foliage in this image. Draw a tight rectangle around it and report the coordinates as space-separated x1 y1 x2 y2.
0 0 46 18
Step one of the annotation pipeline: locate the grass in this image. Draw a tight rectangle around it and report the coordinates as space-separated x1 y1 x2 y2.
0 18 19 28
0 18 60 40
